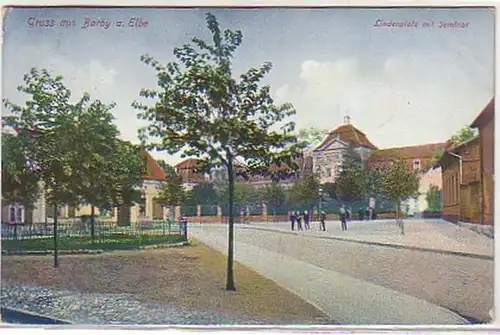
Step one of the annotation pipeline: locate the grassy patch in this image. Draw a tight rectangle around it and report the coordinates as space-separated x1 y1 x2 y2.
1 234 186 252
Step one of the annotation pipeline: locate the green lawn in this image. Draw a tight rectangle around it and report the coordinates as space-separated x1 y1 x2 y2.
1 234 186 252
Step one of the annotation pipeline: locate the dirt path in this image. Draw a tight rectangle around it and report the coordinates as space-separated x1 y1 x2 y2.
1 240 330 325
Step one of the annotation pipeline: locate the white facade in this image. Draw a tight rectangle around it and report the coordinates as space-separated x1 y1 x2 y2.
312 138 348 183
403 167 442 216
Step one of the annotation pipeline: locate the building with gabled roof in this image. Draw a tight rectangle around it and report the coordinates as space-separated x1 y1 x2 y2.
310 116 378 183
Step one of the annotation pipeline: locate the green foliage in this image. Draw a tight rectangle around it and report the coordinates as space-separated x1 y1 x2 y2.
3 68 146 213
216 181 260 205
328 147 383 204
297 127 328 148
433 147 445 163
425 184 442 212
449 126 477 146
334 148 365 204
71 99 122 210
156 161 185 206
133 12 303 182
3 68 87 206
290 172 320 207
1 131 41 208
133 12 305 289
380 158 420 216
321 182 337 201
108 141 146 207
184 183 218 206
260 182 287 208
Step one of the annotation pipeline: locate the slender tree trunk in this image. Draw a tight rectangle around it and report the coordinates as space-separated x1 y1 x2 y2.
226 153 236 291
397 201 405 235
53 203 59 268
90 205 96 243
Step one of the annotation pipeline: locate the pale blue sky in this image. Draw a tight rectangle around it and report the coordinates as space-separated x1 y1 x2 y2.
2 7 495 164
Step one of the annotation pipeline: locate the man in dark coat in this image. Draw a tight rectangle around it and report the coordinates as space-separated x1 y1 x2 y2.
289 211 296 231
319 211 327 231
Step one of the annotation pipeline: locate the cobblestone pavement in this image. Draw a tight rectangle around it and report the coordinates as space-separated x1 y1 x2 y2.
190 224 493 323
0 283 261 325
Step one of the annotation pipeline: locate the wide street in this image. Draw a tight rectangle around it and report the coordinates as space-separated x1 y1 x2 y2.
189 219 493 324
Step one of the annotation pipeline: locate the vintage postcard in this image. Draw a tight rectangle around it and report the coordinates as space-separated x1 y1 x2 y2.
0 5 495 328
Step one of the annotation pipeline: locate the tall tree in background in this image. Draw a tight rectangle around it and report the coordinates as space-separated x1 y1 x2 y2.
425 184 441 212
380 158 420 235
333 147 365 205
449 126 477 146
260 182 287 216
73 99 121 241
2 131 41 220
290 172 321 211
133 13 303 290
108 141 146 226
297 127 328 148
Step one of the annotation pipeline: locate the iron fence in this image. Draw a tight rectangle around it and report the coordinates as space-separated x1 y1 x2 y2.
1 218 184 241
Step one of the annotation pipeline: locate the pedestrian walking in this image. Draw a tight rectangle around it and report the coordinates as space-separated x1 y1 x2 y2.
339 205 347 231
303 210 310 230
296 211 303 231
289 211 296 231
319 210 327 231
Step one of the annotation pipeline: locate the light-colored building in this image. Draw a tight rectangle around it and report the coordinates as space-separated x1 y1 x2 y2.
3 149 168 225
310 116 378 184
366 142 446 215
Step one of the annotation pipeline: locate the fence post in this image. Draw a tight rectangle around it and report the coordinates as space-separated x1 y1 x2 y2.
53 204 59 268
181 217 188 241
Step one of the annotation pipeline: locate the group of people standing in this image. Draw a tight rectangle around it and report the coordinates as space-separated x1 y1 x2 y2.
289 204 374 232
289 210 310 231
289 210 327 231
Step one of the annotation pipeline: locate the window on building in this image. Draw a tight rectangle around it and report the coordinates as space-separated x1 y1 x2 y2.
16 207 23 223
8 205 23 223
326 168 332 177
412 159 421 170
9 207 16 222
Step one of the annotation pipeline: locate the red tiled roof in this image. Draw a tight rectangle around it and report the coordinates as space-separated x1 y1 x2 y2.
175 158 203 170
314 124 378 151
471 98 494 128
367 142 446 162
140 150 167 181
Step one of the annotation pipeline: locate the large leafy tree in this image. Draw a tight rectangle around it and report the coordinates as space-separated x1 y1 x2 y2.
260 182 287 215
3 68 89 267
184 183 218 207
133 13 302 290
72 99 121 240
289 172 321 211
380 158 420 235
334 148 365 205
108 141 146 226
1 131 41 217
